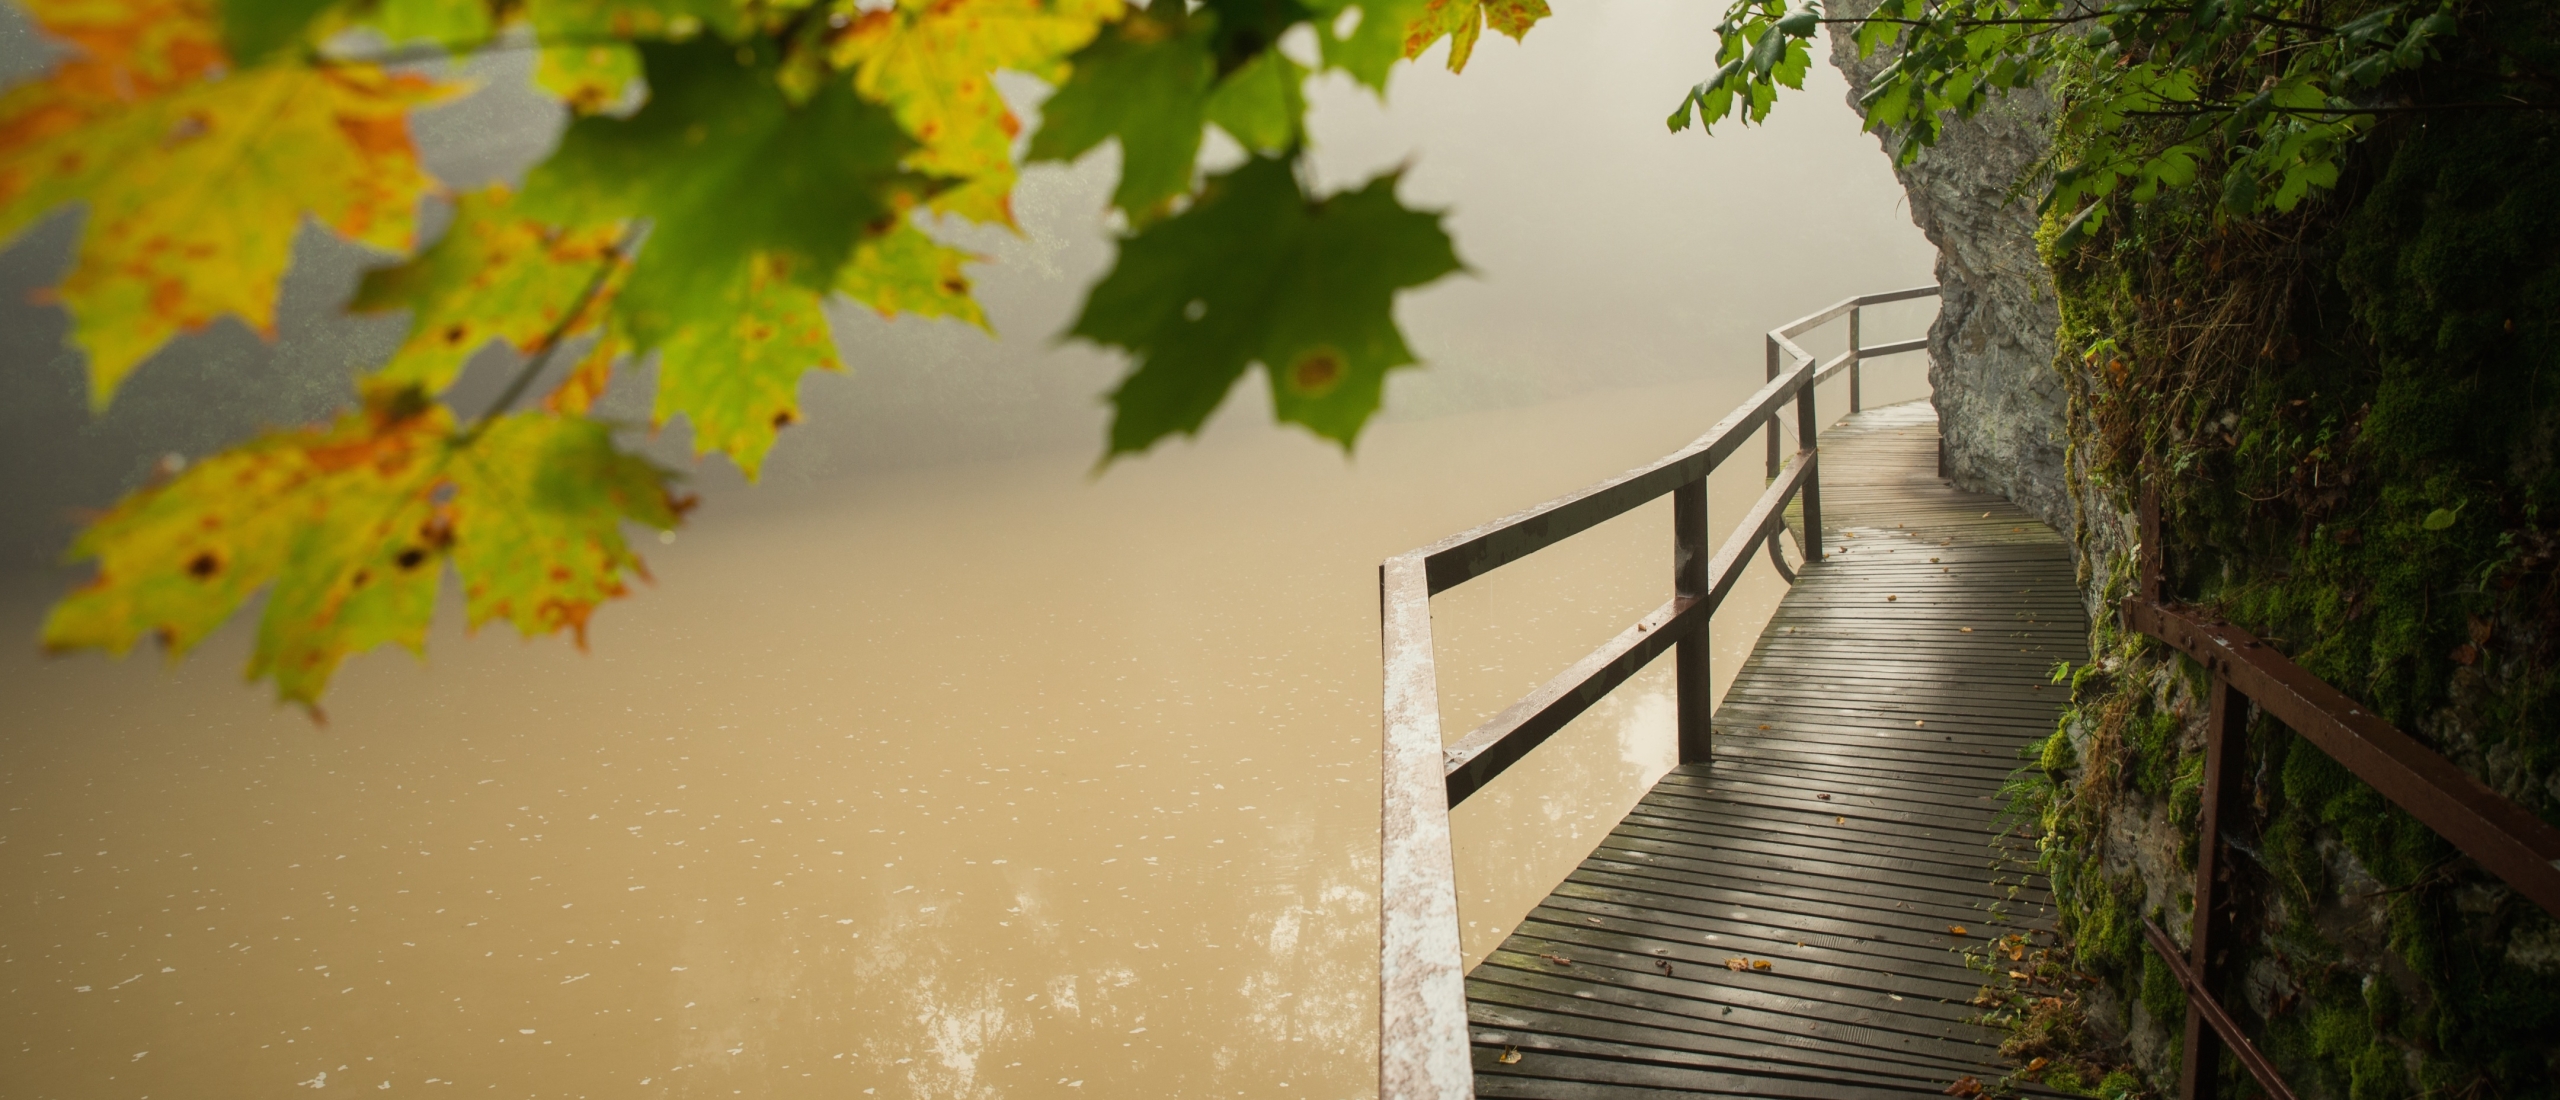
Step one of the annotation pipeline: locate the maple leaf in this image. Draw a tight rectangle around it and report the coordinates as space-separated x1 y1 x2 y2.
518 38 930 351
1400 0 1546 73
1024 0 1215 219
447 412 685 644
221 0 343 60
43 398 456 705
1203 48 1306 153
1067 155 1460 457
350 185 628 399
535 43 644 113
830 0 1121 225
836 219 990 329
362 0 498 47
543 330 626 415
523 0 750 43
1304 0 1431 90
1 41 445 408
651 252 843 478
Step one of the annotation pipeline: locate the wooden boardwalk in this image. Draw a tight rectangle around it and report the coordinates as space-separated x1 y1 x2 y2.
1463 402 2087 1098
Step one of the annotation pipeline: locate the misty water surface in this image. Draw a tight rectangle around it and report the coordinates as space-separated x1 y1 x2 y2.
0 5 1938 1097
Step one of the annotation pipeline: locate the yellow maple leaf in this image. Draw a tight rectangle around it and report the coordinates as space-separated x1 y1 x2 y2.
1401 0 1548 73
349 184 628 399
836 219 989 329
1 17 447 407
43 399 455 673
831 0 1122 224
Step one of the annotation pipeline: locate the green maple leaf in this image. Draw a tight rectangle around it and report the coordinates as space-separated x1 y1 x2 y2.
1204 48 1307 153
523 0 749 43
1025 0 1216 218
363 0 497 47
518 38 931 349
1069 156 1461 457
448 412 684 643
1306 0 1431 90
650 253 844 478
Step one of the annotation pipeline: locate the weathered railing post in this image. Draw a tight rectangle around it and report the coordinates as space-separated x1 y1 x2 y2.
1847 304 1863 414
1764 334 1783 480
1674 475 1712 764
1795 365 1824 564
2180 675 2250 1100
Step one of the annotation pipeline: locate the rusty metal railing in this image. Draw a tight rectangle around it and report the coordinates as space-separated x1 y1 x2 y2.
1374 285 1938 1100
2128 495 2560 1100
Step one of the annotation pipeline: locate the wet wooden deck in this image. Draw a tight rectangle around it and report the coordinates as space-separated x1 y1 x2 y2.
1463 402 2087 1098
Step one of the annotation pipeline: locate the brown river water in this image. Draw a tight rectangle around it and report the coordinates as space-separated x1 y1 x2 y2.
0 4 1937 1097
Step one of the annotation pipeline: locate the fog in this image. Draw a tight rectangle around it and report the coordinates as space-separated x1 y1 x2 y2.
0 4 1938 1096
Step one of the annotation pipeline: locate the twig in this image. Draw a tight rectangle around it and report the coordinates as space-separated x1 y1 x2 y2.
463 225 639 438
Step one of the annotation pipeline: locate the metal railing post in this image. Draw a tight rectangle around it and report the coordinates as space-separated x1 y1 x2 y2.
2179 675 2249 1100
1674 476 1711 764
1847 305 1863 413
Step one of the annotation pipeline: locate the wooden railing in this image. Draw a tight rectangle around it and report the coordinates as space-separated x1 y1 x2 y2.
2127 496 2560 1100
1374 285 1938 1099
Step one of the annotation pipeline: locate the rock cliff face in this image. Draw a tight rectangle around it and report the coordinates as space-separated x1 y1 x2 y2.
1822 8 2072 539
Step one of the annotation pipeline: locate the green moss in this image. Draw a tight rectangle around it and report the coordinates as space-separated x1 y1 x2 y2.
2014 11 2560 1092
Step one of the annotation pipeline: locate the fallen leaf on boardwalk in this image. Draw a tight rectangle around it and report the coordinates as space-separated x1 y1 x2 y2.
1835 816 1846 824
1496 1045 1522 1064
1815 793 1831 800
2025 1057 2050 1073
1758 724 1771 730
1945 1075 1985 1097
1948 926 1969 937
1929 557 1940 563
1915 720 1926 727
1724 957 1748 972
1538 954 1572 967
1959 627 1974 633
1656 959 1675 976
2008 970 2031 980
1885 594 1898 601
1750 959 1773 971
1979 512 1991 518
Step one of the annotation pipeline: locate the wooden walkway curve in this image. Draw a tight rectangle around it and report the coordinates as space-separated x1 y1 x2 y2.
1463 402 2087 1098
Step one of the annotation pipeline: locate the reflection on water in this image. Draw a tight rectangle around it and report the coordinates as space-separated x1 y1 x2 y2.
0 1 1935 1096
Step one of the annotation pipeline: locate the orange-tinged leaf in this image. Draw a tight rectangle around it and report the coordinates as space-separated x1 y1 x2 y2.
447 412 683 644
2 53 446 407
835 219 988 329
1948 926 1969 937
534 42 643 114
350 185 627 398
44 400 455 703
245 422 456 706
1401 0 1547 73
0 0 226 243
543 329 626 415
652 252 841 478
830 0 1122 224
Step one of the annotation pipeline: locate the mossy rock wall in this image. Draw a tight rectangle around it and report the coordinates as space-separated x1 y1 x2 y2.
2026 19 2560 1097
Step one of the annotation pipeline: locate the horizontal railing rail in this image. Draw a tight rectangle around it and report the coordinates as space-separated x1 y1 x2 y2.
2128 495 2560 1100
1377 285 1940 1100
